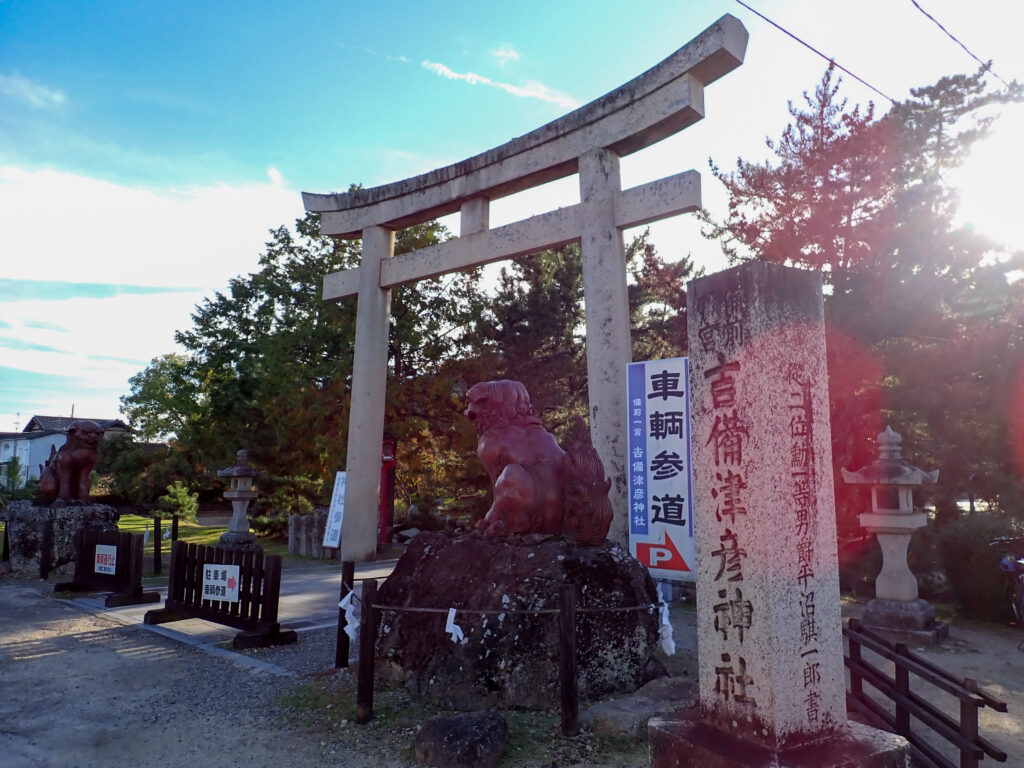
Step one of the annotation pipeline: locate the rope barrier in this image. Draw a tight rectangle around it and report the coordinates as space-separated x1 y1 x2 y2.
368 602 664 615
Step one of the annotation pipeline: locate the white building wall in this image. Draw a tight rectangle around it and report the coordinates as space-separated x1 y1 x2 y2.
28 435 65 480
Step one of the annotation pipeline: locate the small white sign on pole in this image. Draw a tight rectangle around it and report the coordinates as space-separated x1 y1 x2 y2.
323 471 346 548
94 544 117 575
627 357 696 582
202 564 240 603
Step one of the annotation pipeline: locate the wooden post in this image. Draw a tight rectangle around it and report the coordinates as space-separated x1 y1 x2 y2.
171 514 179 541
335 560 356 668
895 642 910 737
848 622 864 700
153 516 162 575
961 678 980 768
559 582 579 736
262 554 282 626
2 521 9 561
356 578 378 724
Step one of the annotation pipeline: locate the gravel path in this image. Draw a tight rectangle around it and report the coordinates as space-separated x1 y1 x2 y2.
0 579 372 768
2 576 1020 767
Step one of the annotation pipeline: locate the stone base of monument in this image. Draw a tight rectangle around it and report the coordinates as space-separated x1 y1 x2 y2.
375 531 664 710
862 598 949 647
5 500 119 578
648 715 910 767
217 531 263 553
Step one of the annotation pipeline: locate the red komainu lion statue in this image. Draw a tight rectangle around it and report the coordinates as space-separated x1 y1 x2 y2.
34 419 103 505
465 380 613 546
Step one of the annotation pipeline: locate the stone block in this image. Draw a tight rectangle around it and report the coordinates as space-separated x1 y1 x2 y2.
375 531 663 709
862 599 949 647
415 711 508 768
687 263 845 748
5 500 118 578
581 676 697 740
648 715 910 767
287 514 299 555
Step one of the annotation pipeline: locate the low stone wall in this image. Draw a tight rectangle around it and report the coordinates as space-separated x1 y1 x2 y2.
287 510 339 560
5 500 119 578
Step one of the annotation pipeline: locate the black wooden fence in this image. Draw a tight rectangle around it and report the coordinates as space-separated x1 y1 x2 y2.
845 618 1007 768
144 541 296 649
55 528 160 607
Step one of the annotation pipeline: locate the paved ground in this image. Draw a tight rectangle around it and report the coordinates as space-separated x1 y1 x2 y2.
2 554 1022 767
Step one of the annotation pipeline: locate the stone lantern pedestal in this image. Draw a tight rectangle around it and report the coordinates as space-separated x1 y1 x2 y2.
217 450 263 553
842 427 947 646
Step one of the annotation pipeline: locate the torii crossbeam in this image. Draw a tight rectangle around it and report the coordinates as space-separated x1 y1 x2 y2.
304 15 747 560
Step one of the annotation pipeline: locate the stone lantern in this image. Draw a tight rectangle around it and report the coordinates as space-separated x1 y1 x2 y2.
217 449 262 553
842 426 947 645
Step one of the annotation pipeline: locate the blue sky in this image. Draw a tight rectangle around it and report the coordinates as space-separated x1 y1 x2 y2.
1 0 1022 433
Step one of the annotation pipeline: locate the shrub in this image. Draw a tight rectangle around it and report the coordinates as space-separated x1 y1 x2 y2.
157 480 199 521
938 514 1021 622
251 511 289 540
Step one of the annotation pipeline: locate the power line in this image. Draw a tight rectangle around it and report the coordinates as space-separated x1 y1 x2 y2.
908 0 1011 87
733 0 895 105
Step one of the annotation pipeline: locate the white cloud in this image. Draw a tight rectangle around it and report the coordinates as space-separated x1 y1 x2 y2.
0 165 308 425
0 72 66 109
491 45 521 67
421 60 579 110
0 165 305 288
0 290 211 428
1 292 208 375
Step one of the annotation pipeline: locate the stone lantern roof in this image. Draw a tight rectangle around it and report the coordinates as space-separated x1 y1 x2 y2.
841 426 939 487
217 449 262 480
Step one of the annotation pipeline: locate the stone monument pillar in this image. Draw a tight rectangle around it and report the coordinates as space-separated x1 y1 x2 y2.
842 427 947 646
649 262 908 766
217 450 262 553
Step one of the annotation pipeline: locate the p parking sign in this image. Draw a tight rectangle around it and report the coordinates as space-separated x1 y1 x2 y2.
627 357 696 581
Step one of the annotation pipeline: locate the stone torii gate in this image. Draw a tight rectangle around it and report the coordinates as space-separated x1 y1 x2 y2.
304 15 748 561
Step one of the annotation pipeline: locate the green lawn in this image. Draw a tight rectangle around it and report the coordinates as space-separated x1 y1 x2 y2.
118 514 297 563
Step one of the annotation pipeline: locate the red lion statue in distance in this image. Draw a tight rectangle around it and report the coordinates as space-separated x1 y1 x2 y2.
465 380 613 546
34 419 103 505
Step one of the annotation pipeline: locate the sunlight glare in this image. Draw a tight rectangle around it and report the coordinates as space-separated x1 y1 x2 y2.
950 104 1024 255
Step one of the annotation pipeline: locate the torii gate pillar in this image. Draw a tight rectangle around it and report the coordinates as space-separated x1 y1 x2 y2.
305 15 748 561
579 149 633 541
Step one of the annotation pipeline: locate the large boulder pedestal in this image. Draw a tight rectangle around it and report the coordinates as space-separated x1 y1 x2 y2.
5 500 119 578
375 531 664 710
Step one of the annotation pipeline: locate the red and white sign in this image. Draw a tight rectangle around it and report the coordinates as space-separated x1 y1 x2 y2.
202 564 240 603
94 544 117 575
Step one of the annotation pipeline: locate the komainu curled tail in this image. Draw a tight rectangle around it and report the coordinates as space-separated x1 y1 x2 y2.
562 416 613 546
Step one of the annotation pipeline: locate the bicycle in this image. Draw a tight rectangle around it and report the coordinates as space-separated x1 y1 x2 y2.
990 536 1024 650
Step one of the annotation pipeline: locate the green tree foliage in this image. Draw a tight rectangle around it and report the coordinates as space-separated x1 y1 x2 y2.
120 353 198 442
96 434 203 508
120 192 696 518
627 228 700 362
157 480 199 521
122 208 489 511
699 64 1024 528
4 454 24 490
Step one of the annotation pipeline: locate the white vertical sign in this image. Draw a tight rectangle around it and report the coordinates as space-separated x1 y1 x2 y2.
323 471 346 548
627 357 696 581
94 544 117 575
